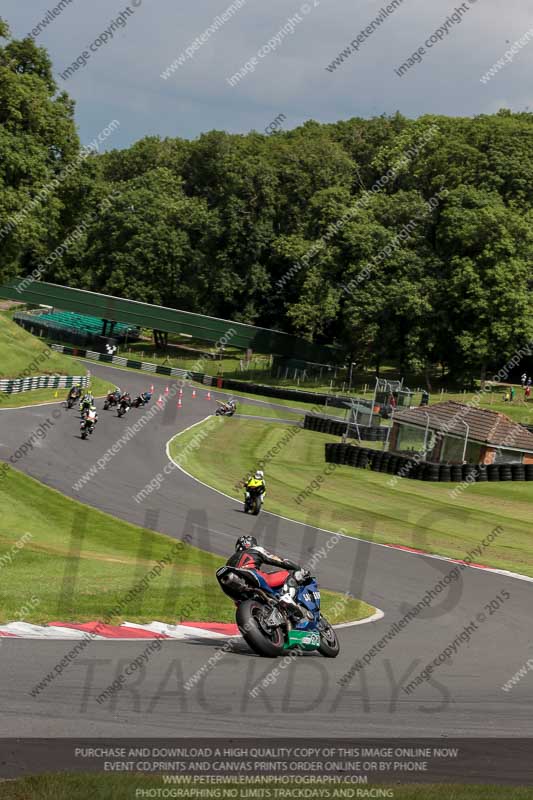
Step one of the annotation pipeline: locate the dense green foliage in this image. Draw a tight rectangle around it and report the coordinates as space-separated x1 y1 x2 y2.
1 18 532 382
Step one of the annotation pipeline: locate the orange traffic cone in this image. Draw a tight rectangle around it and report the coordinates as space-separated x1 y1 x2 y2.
206 390 211 400
164 386 169 395
177 397 182 408
157 395 163 406
178 387 183 396
150 385 154 392
192 389 196 399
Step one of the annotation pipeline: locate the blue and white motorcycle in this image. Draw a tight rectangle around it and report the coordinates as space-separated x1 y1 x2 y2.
216 566 340 658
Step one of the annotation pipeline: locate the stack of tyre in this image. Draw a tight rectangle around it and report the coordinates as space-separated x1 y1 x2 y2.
305 414 388 441
323 443 532 482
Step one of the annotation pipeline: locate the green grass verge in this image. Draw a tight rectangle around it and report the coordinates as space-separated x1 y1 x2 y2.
0 313 86 379
2 776 531 799
169 418 533 578
0 468 372 625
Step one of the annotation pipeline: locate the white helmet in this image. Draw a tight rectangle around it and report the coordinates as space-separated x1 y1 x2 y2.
255 470 264 479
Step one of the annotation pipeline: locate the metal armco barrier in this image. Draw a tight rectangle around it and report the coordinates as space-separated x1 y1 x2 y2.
0 375 89 394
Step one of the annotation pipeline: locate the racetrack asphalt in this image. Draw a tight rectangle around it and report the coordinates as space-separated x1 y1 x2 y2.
0 362 531 740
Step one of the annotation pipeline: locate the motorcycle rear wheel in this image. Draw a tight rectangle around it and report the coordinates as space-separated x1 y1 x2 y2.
236 599 284 658
318 616 340 658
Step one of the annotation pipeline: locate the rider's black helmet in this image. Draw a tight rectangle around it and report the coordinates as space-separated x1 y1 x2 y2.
235 535 257 551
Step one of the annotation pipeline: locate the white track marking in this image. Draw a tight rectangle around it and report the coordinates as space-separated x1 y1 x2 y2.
0 610 384 639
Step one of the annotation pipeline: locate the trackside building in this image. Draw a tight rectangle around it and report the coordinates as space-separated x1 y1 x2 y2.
389 401 533 464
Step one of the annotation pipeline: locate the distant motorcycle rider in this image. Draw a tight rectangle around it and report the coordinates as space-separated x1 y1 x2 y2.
245 470 266 506
226 535 309 618
216 398 237 416
135 390 152 406
81 405 98 435
79 392 94 416
68 384 81 401
117 392 132 416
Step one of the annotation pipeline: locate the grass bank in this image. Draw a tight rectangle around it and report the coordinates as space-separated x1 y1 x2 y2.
0 312 110 406
169 417 533 577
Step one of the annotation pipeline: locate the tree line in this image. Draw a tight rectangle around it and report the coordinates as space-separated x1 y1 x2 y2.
1 17 532 383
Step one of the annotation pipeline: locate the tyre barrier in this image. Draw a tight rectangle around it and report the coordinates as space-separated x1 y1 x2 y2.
323 444 530 482
477 464 488 482
410 461 424 480
487 464 500 482
370 452 383 472
386 455 398 474
359 450 370 469
499 464 512 482
347 447 360 467
450 465 463 483
423 463 440 482
304 414 388 441
379 452 391 473
439 464 452 482
512 464 525 481
462 464 478 482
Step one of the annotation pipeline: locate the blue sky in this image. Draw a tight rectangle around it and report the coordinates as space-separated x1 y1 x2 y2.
2 0 531 150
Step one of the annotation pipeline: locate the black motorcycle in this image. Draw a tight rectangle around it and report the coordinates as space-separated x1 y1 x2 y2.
244 485 263 515
117 398 131 418
79 401 92 419
80 418 96 440
132 393 151 408
216 566 339 659
103 391 120 410
66 390 81 409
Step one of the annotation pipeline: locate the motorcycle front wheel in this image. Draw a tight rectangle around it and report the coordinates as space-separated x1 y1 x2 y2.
318 616 340 658
236 599 284 658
